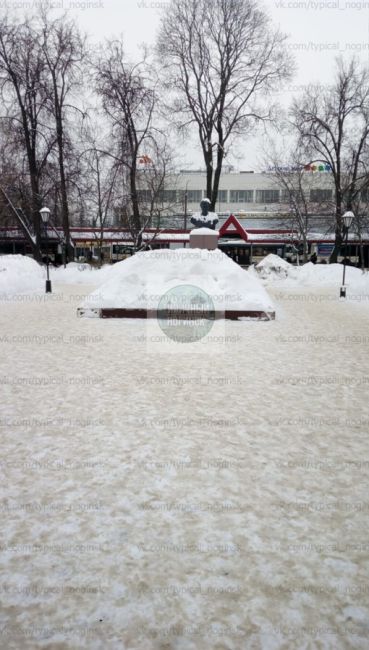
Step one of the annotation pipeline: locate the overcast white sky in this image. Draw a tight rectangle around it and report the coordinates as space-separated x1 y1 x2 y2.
4 0 369 170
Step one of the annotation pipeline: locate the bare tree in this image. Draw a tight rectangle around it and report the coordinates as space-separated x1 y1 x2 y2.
79 132 122 264
40 13 85 261
268 168 310 264
94 39 171 250
264 142 335 263
0 122 29 226
0 16 53 260
157 0 293 210
113 141 177 251
291 57 369 263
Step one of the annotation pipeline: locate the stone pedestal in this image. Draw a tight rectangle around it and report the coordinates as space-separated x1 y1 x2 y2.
189 227 219 250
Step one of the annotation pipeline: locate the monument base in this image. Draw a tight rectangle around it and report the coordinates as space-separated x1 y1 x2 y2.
77 307 275 321
189 227 219 250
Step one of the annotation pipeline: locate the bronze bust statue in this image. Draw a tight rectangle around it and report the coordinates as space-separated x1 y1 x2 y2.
190 198 219 230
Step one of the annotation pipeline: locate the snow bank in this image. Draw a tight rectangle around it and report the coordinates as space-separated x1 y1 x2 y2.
0 255 44 297
296 262 367 286
294 263 369 301
0 256 116 297
255 255 369 297
79 248 275 313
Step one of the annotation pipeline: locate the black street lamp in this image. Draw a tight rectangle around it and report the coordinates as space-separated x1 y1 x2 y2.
340 210 354 298
40 206 52 293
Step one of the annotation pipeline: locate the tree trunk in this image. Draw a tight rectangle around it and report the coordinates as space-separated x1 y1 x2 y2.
59 161 73 261
29 169 43 262
54 91 73 261
1 186 42 262
205 146 213 202
130 163 142 249
31 204 42 263
303 235 309 264
211 146 224 212
330 193 343 263
22 115 43 261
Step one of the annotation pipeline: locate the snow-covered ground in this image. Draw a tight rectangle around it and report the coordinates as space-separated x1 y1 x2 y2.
1 255 369 649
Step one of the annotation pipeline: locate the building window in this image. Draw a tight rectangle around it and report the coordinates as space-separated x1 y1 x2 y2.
230 190 254 203
157 190 177 203
310 189 333 203
280 189 301 203
187 190 203 203
137 190 152 203
217 190 228 203
255 189 280 204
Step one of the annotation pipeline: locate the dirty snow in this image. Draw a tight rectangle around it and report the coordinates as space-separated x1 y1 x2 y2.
1 256 369 648
256 253 293 274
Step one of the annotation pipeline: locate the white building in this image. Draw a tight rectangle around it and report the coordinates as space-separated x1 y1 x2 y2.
161 168 335 216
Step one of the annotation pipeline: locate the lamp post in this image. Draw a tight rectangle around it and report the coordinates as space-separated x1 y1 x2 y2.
340 210 354 298
40 206 52 293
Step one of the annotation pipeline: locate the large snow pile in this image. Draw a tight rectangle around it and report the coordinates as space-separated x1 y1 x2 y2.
79 248 275 313
0 255 44 297
254 253 295 281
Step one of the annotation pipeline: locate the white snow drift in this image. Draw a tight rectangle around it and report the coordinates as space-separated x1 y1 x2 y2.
0 255 44 297
254 254 369 299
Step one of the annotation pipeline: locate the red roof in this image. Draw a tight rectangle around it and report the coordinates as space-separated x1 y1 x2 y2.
219 214 249 241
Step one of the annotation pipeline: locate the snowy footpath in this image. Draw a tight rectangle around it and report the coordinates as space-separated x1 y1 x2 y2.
1 268 369 648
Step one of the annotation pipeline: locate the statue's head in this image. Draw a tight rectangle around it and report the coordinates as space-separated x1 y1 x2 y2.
200 198 211 216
